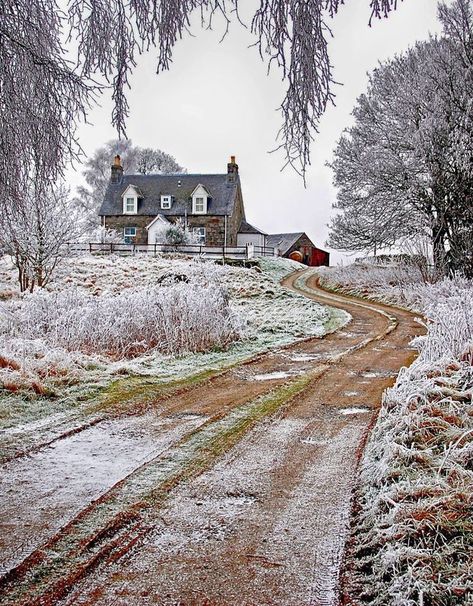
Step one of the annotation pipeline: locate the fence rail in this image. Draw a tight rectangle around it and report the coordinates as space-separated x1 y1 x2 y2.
67 242 275 260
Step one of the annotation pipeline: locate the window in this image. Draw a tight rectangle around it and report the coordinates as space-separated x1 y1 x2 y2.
193 227 206 244
194 197 204 213
161 195 172 209
123 226 137 244
125 197 136 213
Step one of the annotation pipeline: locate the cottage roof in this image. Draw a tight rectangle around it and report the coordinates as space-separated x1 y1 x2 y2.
266 233 306 255
238 219 267 235
99 173 239 217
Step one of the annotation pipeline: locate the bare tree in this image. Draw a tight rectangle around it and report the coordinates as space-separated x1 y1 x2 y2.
75 139 185 228
1 0 400 205
0 182 83 292
329 0 473 277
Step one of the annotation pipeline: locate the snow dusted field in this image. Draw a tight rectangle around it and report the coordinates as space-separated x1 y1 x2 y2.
320 264 473 605
0 254 345 430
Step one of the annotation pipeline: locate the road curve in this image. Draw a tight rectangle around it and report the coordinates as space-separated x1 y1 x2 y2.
0 270 422 606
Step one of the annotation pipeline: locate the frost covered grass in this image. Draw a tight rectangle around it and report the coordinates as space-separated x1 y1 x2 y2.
5 281 239 358
326 265 473 605
0 254 334 425
318 263 437 311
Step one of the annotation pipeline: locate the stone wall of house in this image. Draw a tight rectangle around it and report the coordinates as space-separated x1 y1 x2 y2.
227 184 245 246
186 216 226 246
103 215 152 244
104 214 232 246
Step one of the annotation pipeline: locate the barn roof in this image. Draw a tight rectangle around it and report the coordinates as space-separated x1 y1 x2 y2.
266 233 306 255
98 173 239 217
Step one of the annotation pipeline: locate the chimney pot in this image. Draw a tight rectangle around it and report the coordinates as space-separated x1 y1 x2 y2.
227 155 239 182
111 154 124 184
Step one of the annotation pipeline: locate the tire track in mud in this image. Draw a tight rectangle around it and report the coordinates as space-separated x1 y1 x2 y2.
0 270 421 606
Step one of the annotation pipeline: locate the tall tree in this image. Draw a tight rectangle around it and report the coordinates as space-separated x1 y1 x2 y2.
1 0 400 206
75 140 185 228
328 0 473 277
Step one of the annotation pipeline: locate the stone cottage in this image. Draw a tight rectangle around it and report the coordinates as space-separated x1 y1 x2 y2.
98 155 266 247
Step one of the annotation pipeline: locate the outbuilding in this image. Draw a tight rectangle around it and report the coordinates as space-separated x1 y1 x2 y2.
266 232 330 267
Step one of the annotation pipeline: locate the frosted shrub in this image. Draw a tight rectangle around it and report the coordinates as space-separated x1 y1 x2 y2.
336 266 473 604
318 263 430 308
5 282 241 358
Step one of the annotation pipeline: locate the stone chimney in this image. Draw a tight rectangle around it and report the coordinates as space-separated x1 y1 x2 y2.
111 154 124 184
227 155 238 182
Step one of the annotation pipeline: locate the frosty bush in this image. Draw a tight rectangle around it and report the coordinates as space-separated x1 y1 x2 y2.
153 219 199 246
3 282 241 359
318 263 430 308
334 265 473 604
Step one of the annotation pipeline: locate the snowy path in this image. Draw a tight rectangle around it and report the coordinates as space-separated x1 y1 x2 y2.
0 271 421 605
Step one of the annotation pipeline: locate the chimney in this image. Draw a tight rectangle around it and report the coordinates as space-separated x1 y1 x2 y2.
227 155 238 182
111 154 124 184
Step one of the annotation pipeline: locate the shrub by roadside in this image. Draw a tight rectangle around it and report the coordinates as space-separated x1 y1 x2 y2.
323 265 473 605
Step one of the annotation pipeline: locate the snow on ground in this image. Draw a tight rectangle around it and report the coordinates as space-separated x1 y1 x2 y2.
0 254 346 430
321 264 473 605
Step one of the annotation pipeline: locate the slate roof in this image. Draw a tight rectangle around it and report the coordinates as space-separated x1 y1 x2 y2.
266 233 306 255
99 173 239 217
238 219 267 235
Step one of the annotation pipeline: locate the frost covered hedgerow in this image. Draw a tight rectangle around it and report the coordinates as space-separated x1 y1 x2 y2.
318 263 433 309
3 281 240 359
329 266 473 605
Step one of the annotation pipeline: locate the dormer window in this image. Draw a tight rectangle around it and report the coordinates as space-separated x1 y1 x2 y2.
161 195 172 209
191 184 209 214
122 184 140 215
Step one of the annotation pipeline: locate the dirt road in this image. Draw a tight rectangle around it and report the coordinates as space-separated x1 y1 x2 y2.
0 271 421 605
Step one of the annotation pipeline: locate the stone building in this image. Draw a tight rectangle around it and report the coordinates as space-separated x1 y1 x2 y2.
266 232 330 267
98 155 264 247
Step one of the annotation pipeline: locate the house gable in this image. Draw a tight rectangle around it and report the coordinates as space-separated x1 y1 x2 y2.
121 184 141 215
190 184 211 215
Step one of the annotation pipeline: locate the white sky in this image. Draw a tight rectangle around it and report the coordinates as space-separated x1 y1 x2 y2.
69 0 442 263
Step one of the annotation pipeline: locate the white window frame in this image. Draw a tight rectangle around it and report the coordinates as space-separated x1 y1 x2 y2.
160 195 172 209
123 196 137 214
123 226 137 243
193 196 207 214
193 226 206 244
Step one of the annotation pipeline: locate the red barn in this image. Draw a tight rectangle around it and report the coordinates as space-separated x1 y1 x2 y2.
266 232 330 267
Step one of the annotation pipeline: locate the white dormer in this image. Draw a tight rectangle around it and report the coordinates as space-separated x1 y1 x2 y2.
191 184 210 215
160 194 172 210
122 184 141 215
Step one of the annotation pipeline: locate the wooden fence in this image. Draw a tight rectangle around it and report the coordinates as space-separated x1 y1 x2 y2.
67 242 275 260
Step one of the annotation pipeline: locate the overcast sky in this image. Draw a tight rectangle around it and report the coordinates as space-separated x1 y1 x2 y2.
70 0 442 263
